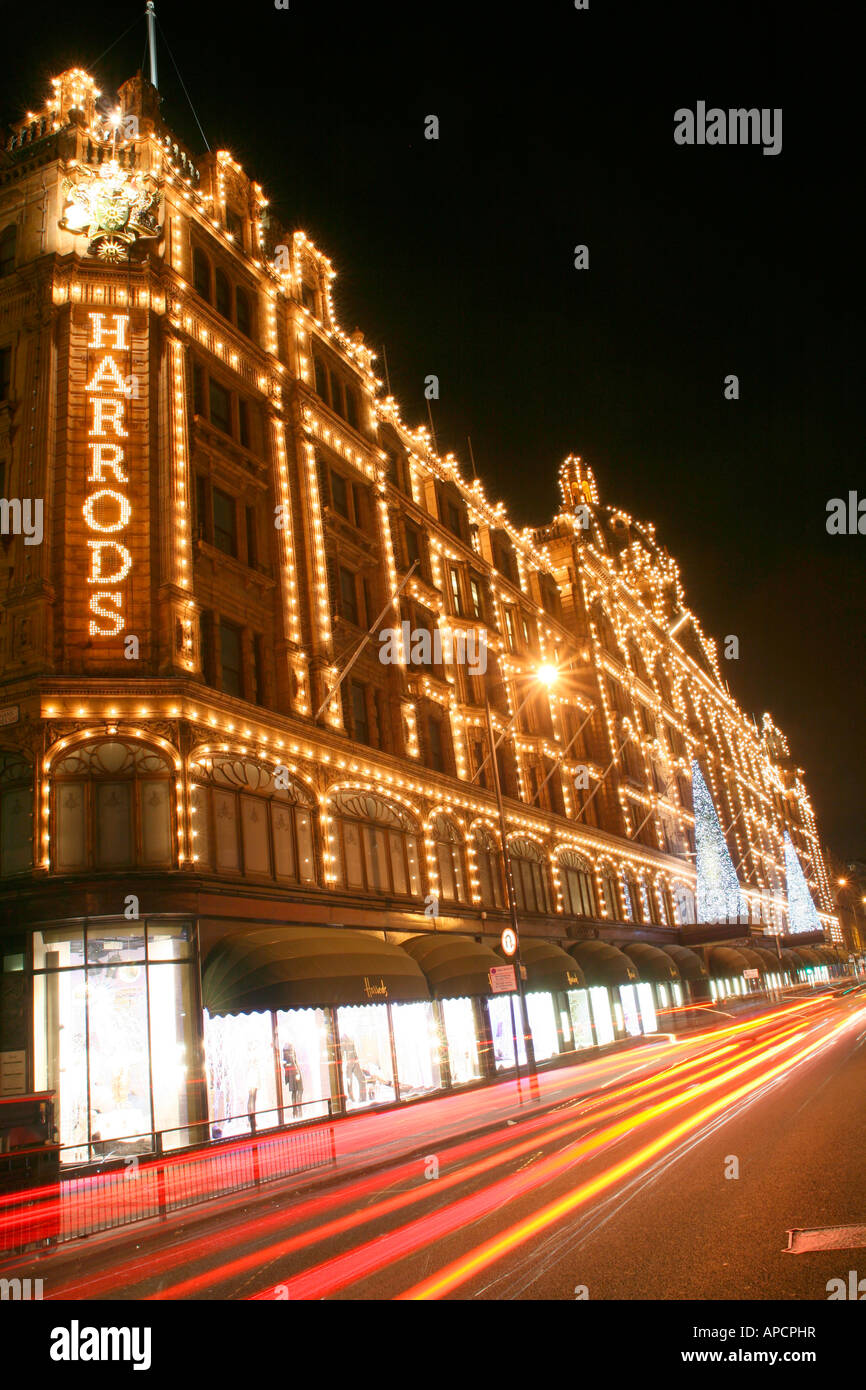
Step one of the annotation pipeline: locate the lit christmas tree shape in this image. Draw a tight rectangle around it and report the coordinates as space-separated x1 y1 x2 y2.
783 832 822 933
692 760 747 921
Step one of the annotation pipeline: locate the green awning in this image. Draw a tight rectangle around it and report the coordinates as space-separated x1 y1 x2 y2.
402 933 503 999
738 946 772 976
498 939 586 992
708 946 750 979
567 940 639 987
658 943 708 982
791 945 822 967
203 927 430 1015
621 942 681 983
749 945 786 974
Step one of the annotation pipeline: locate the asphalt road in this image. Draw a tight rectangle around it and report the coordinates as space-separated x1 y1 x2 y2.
8 988 866 1302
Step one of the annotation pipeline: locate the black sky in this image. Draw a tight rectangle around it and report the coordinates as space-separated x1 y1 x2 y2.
3 1 863 855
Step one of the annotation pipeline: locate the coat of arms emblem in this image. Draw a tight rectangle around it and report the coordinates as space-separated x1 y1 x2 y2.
60 160 161 262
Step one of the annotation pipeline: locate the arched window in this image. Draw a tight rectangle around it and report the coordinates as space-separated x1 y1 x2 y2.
597 864 620 919
0 225 16 278
193 247 211 302
558 849 596 918
214 267 232 319
430 814 468 903
52 740 175 871
190 755 316 883
314 356 330 404
330 790 421 897
621 869 645 923
0 753 33 874
673 882 696 924
473 822 504 908
508 836 551 914
235 287 252 338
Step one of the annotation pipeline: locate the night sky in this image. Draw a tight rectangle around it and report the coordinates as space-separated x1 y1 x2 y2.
3 3 863 856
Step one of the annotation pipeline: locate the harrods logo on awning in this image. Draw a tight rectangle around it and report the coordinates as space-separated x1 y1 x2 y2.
84 311 133 636
363 976 388 999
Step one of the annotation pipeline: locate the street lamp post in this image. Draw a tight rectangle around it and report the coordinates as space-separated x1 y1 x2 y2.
484 691 537 1078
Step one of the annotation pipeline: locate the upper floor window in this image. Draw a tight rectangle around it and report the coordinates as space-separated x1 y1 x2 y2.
431 814 468 903
191 755 316 884
508 836 552 915
0 753 33 875
209 379 232 436
329 790 421 897
0 347 11 402
219 620 243 697
473 822 504 907
0 225 18 278
449 567 464 616
469 576 483 620
558 850 596 918
193 247 211 301
52 741 175 872
504 607 518 653
235 288 252 338
212 487 238 556
301 281 317 312
598 867 620 919
215 267 232 319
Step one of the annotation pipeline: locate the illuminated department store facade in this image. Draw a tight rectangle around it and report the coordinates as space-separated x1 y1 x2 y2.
0 67 842 1162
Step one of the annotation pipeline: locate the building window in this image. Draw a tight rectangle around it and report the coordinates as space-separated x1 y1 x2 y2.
212 488 237 557
339 566 359 626
329 790 422 897
225 206 244 242
301 281 317 312
192 363 206 416
245 504 258 567
431 814 467 902
343 384 359 431
235 287 252 338
0 225 16 278
449 567 463 616
208 379 232 436
191 755 316 885
52 740 175 872
504 607 518 652
559 851 596 918
469 576 483 620
219 620 243 697
193 247 211 301
238 398 251 450
473 822 503 907
215 267 232 319
330 470 350 519
405 523 422 572
347 680 370 744
508 837 551 914
0 347 11 402
251 634 266 706
598 868 620 919
445 499 462 537
427 715 446 773
33 920 197 1157
314 356 330 403
0 753 33 875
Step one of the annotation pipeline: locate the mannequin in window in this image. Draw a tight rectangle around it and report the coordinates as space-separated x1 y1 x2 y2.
342 1033 366 1103
282 1042 304 1118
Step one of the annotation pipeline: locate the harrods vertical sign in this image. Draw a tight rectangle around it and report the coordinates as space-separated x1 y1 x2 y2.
63 292 152 665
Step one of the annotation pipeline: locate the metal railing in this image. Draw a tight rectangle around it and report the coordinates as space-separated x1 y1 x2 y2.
0 1104 337 1255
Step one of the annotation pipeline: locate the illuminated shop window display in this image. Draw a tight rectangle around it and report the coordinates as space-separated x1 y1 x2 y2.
337 1003 395 1108
565 989 595 1051
636 982 657 1034
525 992 560 1062
441 997 483 1084
204 1007 280 1137
589 986 615 1046
487 993 527 1070
619 984 642 1037
276 1007 332 1122
33 921 197 1162
391 1001 443 1096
